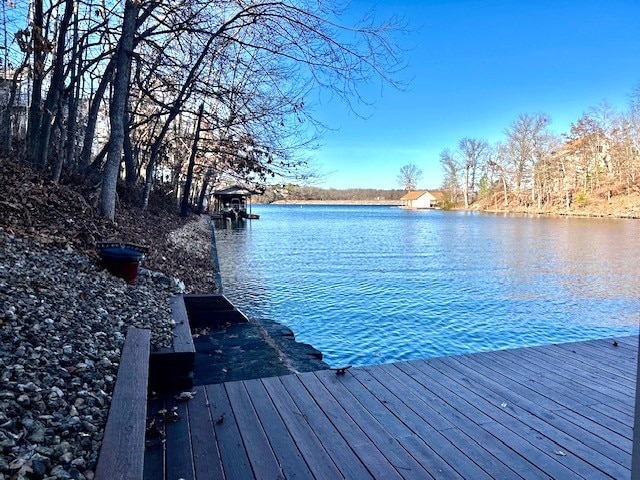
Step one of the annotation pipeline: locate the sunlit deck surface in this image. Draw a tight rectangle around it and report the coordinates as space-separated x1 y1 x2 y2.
144 335 637 479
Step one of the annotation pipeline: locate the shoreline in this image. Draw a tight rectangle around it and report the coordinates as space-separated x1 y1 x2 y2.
269 199 401 206
267 200 640 219
471 207 640 220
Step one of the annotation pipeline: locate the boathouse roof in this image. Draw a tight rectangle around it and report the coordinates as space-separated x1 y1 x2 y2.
400 190 436 201
212 185 256 196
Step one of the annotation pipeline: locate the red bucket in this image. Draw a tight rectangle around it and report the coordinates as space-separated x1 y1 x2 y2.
99 247 144 284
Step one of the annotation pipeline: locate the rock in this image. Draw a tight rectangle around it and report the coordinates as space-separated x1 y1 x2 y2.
27 426 46 444
50 465 72 479
59 451 74 463
31 458 48 476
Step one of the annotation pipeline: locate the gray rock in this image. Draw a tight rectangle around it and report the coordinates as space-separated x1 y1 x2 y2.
50 465 72 479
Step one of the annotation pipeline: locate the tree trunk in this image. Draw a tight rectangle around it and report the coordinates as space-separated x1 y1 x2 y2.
25 0 45 166
502 176 508 206
79 3 158 171
180 103 204 218
1 60 28 156
34 0 74 170
123 113 136 185
63 2 81 174
100 0 140 220
52 98 67 183
78 59 113 170
141 35 215 210
463 165 470 209
197 176 210 214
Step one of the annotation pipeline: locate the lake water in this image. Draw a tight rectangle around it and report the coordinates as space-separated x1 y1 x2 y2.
213 204 640 367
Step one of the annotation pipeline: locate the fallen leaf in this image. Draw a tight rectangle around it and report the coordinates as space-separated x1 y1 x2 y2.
175 391 196 401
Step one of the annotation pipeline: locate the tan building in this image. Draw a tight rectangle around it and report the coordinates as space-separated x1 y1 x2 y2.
400 190 438 209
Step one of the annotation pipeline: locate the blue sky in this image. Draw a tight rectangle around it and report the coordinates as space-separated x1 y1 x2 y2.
307 0 640 190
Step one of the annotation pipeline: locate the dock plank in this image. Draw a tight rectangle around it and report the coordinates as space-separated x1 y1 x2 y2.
295 372 403 479
506 346 633 398
420 352 630 478
261 376 344 479
393 360 548 480
164 398 195 480
278 374 375 479
243 379 314 479
389 362 530 479
143 396 165 480
205 383 255 479
349 367 493 479
396 354 618 478
313 370 435 479
187 386 224 480
225 381 284 479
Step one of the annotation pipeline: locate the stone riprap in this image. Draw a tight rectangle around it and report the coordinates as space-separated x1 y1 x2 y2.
0 228 182 479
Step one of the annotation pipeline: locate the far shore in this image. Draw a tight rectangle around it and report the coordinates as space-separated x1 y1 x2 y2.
264 199 640 219
269 199 402 206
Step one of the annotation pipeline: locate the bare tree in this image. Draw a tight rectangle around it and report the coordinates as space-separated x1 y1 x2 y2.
3 0 406 219
458 137 489 208
503 113 550 204
486 142 511 206
397 164 422 191
180 102 204 218
439 148 459 203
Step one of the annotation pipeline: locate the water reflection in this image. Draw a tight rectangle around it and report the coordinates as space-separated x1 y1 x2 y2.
213 205 640 367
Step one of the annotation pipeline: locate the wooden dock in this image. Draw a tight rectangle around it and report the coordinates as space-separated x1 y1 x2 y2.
144 335 638 479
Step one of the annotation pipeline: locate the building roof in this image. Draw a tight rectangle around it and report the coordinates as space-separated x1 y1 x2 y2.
400 190 436 201
213 186 256 196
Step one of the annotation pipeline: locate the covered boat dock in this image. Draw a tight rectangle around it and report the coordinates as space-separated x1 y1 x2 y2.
210 186 259 220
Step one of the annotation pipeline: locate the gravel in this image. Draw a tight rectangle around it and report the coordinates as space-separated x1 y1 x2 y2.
0 226 187 479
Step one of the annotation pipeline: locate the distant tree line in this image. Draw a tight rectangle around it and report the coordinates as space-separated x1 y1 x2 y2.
0 0 404 220
439 91 640 210
255 184 406 203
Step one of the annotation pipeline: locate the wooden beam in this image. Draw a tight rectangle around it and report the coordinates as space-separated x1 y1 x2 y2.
95 327 150 480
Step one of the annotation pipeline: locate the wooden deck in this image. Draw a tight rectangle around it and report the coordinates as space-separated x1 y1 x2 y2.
144 335 638 479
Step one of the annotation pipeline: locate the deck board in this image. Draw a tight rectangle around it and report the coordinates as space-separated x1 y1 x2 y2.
242 380 314 479
313 370 434 478
187 386 224 480
278 374 375 479
225 381 284 479
164 398 195 480
506 346 633 398
430 354 631 476
293 372 405 478
261 376 344 479
394 358 582 479
205 383 255 479
150 335 639 479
